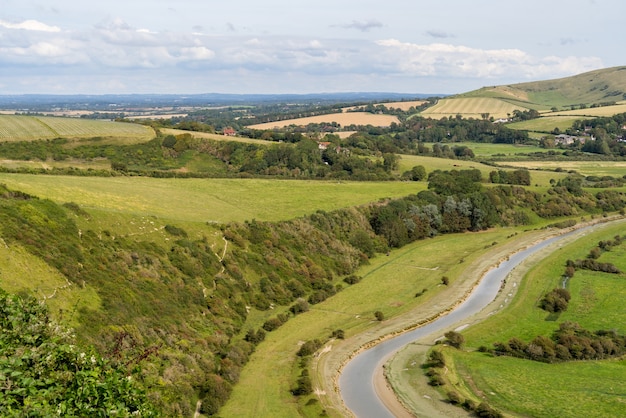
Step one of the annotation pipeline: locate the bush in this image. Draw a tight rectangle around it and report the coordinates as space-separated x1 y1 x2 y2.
539 288 571 313
297 339 323 357
374 310 385 321
444 331 464 348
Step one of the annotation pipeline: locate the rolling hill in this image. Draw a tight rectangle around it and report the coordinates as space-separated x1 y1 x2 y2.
422 66 626 119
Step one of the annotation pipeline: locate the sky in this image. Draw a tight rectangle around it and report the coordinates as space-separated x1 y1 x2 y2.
0 0 623 95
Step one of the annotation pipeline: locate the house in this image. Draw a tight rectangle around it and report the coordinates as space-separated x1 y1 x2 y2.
223 127 236 136
318 141 331 150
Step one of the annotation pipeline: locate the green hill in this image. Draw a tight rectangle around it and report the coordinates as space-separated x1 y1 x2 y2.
460 66 626 108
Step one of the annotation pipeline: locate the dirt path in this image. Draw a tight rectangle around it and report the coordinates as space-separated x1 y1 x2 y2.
314 216 623 417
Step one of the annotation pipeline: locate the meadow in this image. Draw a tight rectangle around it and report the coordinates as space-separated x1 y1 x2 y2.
506 115 582 133
0 173 424 223
160 128 276 145
0 114 154 142
500 160 626 177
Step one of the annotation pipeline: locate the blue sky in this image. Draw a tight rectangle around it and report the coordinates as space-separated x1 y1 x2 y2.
0 0 622 95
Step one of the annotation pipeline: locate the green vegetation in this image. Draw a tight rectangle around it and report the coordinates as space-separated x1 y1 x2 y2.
2 70 626 417
0 289 156 417
436 221 626 417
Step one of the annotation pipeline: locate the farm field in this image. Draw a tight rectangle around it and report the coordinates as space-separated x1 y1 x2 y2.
0 173 424 224
549 102 626 117
506 115 583 133
419 97 529 120
160 127 276 145
451 142 547 157
342 100 427 112
246 112 400 129
0 114 154 142
499 160 626 177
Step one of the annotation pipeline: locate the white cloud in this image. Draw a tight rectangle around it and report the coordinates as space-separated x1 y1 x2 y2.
0 19 61 32
374 39 603 81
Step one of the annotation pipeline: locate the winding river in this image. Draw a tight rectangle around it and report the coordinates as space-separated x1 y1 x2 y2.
338 227 592 418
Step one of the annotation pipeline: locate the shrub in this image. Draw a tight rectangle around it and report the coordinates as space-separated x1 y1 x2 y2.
444 331 464 348
374 310 385 321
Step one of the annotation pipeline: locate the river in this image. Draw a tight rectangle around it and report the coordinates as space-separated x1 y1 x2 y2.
338 227 591 418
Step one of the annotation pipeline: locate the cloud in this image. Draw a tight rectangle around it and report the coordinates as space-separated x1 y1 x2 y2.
425 30 454 39
0 19 61 32
374 39 603 81
334 20 383 32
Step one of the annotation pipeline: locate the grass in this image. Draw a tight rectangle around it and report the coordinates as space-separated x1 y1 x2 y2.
452 352 626 418
0 243 101 329
506 115 583 133
0 115 154 142
0 174 424 224
220 228 515 418
440 220 626 417
498 160 626 178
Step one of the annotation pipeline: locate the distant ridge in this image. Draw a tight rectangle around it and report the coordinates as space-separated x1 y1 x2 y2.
0 92 442 110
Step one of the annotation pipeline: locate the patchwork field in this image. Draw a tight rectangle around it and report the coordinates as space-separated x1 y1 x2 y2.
0 114 154 142
247 112 400 129
419 97 529 119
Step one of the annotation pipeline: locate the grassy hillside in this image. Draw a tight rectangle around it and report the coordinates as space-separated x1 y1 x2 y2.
461 66 626 108
427 66 626 123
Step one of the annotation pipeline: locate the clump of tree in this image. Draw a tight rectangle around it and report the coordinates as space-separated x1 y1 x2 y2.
489 169 531 186
492 321 626 363
539 288 571 313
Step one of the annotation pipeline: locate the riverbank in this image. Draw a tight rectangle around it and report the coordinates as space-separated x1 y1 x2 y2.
315 215 623 417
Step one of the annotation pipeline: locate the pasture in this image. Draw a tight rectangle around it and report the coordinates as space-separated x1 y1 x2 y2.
246 112 400 129
0 114 154 142
500 160 626 177
0 174 424 224
506 115 583 133
419 97 528 120
443 220 626 417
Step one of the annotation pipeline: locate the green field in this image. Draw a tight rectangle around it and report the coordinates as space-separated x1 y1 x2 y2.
500 160 626 178
439 221 626 417
0 174 424 224
0 114 154 142
506 115 583 133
